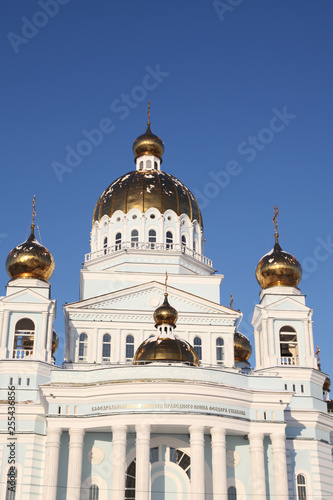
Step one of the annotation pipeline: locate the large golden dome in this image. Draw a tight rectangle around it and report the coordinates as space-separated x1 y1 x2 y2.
6 226 55 282
234 331 252 362
256 237 302 289
93 170 203 227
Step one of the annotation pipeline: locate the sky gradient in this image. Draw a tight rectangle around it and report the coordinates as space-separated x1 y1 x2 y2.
1 1 333 373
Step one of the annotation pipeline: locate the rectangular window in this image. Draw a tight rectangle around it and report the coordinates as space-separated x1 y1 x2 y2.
263 411 267 420
27 378 30 386
301 384 304 393
58 406 61 415
293 384 296 392
284 384 288 390
9 377 13 385
18 378 21 386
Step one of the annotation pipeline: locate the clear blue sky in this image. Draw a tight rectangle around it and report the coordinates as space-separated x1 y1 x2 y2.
1 1 333 373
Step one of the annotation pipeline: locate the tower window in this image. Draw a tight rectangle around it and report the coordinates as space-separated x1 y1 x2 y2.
13 318 35 359
131 229 139 248
297 474 307 500
102 334 111 362
166 231 173 249
193 240 198 253
280 326 298 365
228 486 237 500
146 159 152 169
78 333 88 362
193 336 202 361
89 484 99 500
103 236 108 255
148 229 157 249
139 161 143 170
126 335 135 361
181 234 187 247
216 337 224 365
115 232 122 250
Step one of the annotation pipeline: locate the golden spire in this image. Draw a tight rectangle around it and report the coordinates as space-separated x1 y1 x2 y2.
230 293 233 309
273 204 279 243
165 271 168 295
147 100 151 126
31 195 36 232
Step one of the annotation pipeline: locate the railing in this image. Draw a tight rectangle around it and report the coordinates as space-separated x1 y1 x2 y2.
280 356 299 366
85 241 213 267
12 349 34 359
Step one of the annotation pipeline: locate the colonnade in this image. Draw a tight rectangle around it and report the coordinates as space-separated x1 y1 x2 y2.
42 425 289 500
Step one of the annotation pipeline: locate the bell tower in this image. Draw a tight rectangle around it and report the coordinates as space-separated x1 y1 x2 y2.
252 207 317 371
0 197 57 364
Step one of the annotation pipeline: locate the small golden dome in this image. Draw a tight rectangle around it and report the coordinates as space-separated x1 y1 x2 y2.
6 227 55 282
52 330 59 355
154 293 178 328
133 123 164 161
133 335 200 366
323 376 331 392
256 237 302 289
234 331 252 362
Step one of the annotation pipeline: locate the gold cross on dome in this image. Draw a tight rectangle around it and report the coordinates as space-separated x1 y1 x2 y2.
32 195 36 228
147 101 151 126
164 271 168 294
315 345 321 371
230 293 234 309
273 205 279 235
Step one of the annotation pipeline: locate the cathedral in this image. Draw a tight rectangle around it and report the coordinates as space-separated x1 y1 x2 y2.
0 110 332 500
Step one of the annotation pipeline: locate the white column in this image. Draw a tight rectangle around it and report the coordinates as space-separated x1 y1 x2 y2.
123 215 128 245
111 425 127 500
66 428 85 500
141 215 146 246
43 427 62 500
175 218 180 247
38 311 48 360
159 214 164 245
211 427 227 500
189 425 205 500
271 433 289 500
268 318 276 364
135 424 151 500
261 319 269 367
249 432 266 500
0 310 10 357
46 311 54 362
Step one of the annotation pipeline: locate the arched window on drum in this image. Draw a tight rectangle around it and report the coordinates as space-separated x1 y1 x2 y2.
193 336 202 361
216 337 224 365
126 335 135 361
102 334 111 362
78 333 88 362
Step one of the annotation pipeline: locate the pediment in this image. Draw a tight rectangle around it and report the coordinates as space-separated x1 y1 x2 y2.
266 296 309 312
67 281 239 318
2 288 50 305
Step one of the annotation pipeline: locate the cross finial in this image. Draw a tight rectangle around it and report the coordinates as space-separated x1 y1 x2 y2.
147 101 151 126
31 195 36 230
164 271 168 295
273 205 279 242
315 345 321 371
230 293 233 309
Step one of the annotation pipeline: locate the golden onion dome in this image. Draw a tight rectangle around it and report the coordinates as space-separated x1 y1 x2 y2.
133 123 164 161
93 169 203 228
52 330 59 355
6 226 55 282
323 376 331 392
133 335 200 366
256 236 302 289
234 331 252 362
154 293 178 328
256 206 302 290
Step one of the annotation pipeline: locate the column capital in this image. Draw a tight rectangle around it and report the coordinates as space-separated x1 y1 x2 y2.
68 427 85 444
210 427 226 438
135 423 151 443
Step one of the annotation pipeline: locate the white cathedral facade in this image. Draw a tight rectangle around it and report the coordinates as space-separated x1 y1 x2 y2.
0 115 332 500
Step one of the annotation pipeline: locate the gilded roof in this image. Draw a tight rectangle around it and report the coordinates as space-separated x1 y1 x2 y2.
93 170 203 228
